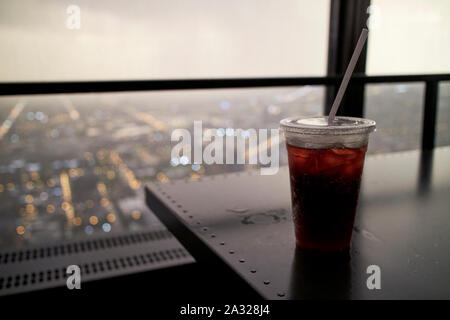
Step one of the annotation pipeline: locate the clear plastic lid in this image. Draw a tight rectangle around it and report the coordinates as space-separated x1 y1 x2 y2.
280 116 376 149
280 116 376 136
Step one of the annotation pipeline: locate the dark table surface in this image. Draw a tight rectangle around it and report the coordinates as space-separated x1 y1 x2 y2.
146 147 450 299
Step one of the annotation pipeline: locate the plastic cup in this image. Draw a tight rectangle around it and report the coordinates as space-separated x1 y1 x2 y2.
280 116 376 252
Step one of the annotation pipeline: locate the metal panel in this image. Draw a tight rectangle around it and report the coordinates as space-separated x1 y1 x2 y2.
146 147 450 299
0 229 194 296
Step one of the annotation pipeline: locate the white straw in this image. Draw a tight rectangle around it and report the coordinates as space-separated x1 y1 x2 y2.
328 28 369 125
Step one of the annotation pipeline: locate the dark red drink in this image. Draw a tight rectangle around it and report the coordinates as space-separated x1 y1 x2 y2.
287 144 368 251
281 116 375 252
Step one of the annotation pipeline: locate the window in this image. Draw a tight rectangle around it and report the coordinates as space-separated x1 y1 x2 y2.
0 86 325 247
0 0 330 81
367 0 450 75
365 83 425 153
437 82 450 147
